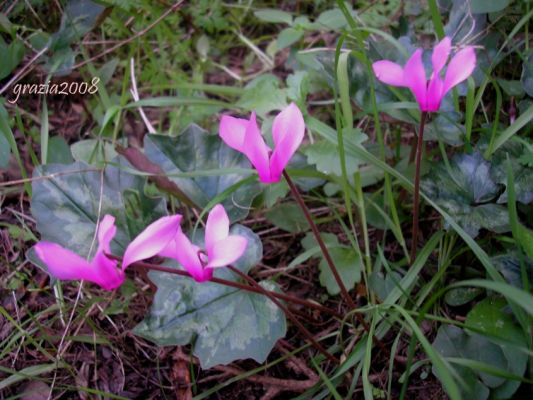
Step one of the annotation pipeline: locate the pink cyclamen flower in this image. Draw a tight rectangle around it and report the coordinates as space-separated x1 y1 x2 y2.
34 215 125 290
122 204 247 282
372 37 476 112
219 102 305 183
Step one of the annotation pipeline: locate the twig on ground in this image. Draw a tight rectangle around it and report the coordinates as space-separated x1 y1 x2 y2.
73 1 184 69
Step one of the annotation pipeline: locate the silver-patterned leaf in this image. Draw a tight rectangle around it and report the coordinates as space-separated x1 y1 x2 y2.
144 125 261 222
134 225 286 368
30 158 166 257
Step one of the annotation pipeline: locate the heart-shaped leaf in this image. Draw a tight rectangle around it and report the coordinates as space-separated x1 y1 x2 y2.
236 75 288 117
70 139 118 166
465 297 526 345
424 113 465 146
265 203 309 233
144 125 261 222
432 323 527 399
422 151 509 237
30 158 167 257
301 233 361 295
492 253 533 289
305 130 368 178
489 141 533 205
134 225 286 368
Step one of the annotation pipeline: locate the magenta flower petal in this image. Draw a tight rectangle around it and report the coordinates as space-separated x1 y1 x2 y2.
372 60 405 87
219 115 249 152
96 215 116 254
205 204 229 254
90 252 124 290
34 242 124 291
269 103 305 182
443 46 477 95
403 49 428 110
34 242 93 281
206 236 248 268
122 215 182 270
159 236 178 259
173 230 209 282
372 37 475 113
431 37 451 77
426 77 444 112
219 105 306 184
242 112 272 183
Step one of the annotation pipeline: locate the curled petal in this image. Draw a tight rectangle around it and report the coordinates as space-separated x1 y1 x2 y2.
403 49 428 110
35 242 93 281
91 252 124 290
243 112 271 183
269 103 305 182
219 115 249 152
431 37 451 78
205 204 229 255
372 60 405 87
426 77 444 112
122 215 182 270
174 231 207 282
206 236 248 268
34 242 123 291
96 214 116 255
443 46 476 95
159 236 178 259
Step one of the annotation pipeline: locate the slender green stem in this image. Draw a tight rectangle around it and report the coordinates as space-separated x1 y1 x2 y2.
227 266 339 364
354 172 371 277
283 170 356 310
110 255 342 318
335 0 407 264
410 112 428 262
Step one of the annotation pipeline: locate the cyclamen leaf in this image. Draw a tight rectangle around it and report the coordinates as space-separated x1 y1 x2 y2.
485 141 533 205
30 158 167 257
134 225 286 368
465 297 526 345
236 74 288 117
144 124 261 222
422 151 509 237
265 203 309 233
305 129 368 178
301 233 361 296
432 324 526 399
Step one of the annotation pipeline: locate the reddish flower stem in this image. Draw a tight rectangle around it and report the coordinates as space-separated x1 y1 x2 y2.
410 112 428 263
227 265 339 364
283 170 356 310
108 255 342 318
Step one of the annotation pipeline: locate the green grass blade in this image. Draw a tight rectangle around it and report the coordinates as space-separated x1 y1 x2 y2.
488 103 533 156
428 0 445 39
40 98 49 164
0 362 65 390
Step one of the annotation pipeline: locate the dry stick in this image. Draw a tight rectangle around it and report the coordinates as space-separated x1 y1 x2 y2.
109 256 342 319
0 45 49 95
283 170 356 310
227 265 339 364
410 112 428 263
282 174 392 358
73 1 184 69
